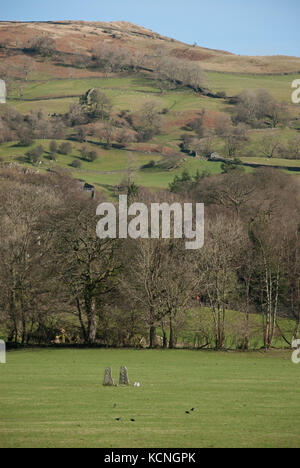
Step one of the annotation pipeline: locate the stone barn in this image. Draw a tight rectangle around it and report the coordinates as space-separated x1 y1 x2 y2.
83 182 95 199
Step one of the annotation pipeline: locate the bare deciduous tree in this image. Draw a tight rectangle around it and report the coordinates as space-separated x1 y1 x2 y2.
55 196 120 344
194 216 244 350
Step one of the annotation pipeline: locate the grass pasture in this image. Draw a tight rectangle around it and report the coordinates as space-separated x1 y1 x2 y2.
0 348 299 448
10 72 299 104
207 71 300 102
0 139 224 194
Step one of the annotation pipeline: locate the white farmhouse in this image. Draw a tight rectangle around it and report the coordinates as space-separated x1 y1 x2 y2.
0 79 6 104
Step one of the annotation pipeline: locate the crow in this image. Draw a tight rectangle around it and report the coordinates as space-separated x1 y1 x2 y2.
115 417 121 421
190 408 195 412
185 411 190 414
130 419 135 422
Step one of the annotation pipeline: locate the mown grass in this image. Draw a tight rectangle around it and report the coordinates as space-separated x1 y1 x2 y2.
0 348 299 448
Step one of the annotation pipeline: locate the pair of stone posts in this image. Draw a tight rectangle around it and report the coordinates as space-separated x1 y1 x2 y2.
103 366 129 386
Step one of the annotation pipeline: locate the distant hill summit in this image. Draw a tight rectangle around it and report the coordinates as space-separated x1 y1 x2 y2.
0 20 300 74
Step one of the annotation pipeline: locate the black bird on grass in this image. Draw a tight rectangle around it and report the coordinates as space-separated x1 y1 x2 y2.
185 411 190 415
115 417 121 421
130 419 135 422
190 408 195 412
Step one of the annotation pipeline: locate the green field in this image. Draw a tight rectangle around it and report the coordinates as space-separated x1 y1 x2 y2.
0 349 299 448
10 72 299 104
0 139 224 194
207 71 300 102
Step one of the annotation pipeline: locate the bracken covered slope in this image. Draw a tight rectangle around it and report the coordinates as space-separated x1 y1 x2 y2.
0 20 300 74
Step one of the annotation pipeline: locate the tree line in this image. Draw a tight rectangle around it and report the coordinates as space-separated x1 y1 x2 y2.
0 165 299 350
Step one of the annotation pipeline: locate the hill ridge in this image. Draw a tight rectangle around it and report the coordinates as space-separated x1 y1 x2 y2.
1 20 300 73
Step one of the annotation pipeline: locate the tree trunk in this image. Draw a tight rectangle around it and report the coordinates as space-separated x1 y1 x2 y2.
149 325 157 349
88 316 97 344
76 297 87 343
21 299 26 345
161 321 168 348
169 315 175 349
244 282 251 350
86 297 97 344
293 318 300 341
9 289 18 343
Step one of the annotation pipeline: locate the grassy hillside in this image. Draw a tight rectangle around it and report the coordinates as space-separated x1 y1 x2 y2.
0 139 224 195
2 73 300 192
1 21 300 194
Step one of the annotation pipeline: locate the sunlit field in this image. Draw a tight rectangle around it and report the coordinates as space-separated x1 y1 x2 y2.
0 349 299 448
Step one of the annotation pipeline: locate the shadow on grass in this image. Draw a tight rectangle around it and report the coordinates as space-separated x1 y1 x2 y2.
11 143 33 149
14 155 29 163
44 153 57 162
94 182 120 198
